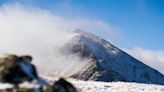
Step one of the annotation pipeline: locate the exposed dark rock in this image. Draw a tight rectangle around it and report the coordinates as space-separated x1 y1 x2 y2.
0 54 39 84
0 54 77 92
52 78 77 92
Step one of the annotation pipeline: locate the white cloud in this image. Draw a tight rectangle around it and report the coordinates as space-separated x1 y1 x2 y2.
123 47 164 74
0 4 116 76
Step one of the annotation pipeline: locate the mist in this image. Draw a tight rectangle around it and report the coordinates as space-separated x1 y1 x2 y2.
0 4 112 77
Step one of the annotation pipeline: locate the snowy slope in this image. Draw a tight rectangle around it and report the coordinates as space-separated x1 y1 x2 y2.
55 29 164 85
1 76 164 92
72 80 164 92
43 76 164 92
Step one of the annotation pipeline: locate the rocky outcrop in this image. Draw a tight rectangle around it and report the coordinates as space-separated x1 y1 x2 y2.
0 54 77 92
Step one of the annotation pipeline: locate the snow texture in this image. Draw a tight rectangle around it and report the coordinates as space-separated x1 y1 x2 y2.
44 76 164 92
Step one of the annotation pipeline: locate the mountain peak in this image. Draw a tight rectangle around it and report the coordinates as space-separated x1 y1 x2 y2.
38 29 164 85
61 29 164 85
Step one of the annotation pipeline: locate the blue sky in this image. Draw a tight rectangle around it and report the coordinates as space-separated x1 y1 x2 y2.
0 0 163 50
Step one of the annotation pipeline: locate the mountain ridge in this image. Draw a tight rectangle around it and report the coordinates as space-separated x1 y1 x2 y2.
59 29 164 85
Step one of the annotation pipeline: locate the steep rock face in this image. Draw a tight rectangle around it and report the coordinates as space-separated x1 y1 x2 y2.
60 30 164 85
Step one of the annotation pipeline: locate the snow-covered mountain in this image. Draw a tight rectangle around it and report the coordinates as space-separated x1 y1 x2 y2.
54 29 164 85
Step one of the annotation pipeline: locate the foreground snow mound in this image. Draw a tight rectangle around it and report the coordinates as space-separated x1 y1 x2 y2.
57 29 164 85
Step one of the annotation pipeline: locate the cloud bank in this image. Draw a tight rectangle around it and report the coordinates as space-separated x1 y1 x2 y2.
0 4 116 76
124 47 164 74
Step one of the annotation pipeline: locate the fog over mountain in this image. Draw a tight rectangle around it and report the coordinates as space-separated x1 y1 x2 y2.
0 4 113 76
0 4 164 85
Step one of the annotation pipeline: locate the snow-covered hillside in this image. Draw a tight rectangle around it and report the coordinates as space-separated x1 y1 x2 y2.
50 29 164 85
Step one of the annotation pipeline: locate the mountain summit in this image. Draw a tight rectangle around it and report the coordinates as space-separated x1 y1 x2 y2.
57 29 164 85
